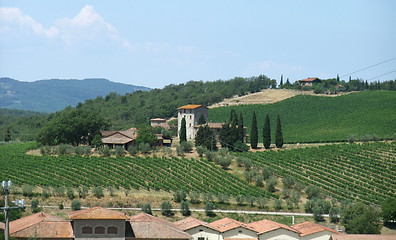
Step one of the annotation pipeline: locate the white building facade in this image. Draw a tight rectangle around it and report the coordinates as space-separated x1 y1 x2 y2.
177 105 208 140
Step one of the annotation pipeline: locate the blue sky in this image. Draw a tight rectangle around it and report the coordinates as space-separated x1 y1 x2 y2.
1 0 395 88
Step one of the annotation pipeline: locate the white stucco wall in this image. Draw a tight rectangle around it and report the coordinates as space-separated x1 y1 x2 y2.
186 226 221 240
300 230 336 240
178 106 208 140
221 227 257 240
258 228 300 240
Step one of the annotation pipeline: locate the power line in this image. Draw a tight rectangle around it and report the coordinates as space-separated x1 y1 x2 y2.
367 69 396 81
340 57 396 78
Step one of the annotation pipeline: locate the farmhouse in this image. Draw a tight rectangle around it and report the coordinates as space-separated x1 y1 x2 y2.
101 128 137 149
177 105 208 140
292 222 340 240
298 77 322 87
150 118 170 129
8 207 192 240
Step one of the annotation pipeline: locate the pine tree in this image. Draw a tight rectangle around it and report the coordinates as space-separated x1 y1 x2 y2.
275 114 283 148
250 111 258 149
180 117 187 142
263 113 271 149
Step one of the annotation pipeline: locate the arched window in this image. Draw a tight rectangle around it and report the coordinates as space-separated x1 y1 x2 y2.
95 226 105 234
82 226 92 234
108 226 118 234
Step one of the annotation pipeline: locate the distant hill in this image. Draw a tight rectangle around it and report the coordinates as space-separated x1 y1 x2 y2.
0 78 150 113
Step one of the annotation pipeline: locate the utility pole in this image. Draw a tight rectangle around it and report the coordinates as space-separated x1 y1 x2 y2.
1 180 25 240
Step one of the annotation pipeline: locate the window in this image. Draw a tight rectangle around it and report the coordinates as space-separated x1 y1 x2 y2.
108 226 118 234
82 226 92 234
198 237 205 240
184 109 186 113
238 230 242 233
190 115 192 120
189 123 191 127
199 229 203 232
95 226 105 234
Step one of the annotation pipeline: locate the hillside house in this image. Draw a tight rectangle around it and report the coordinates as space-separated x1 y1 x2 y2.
178 105 208 140
101 128 137 149
150 118 170 129
299 77 322 87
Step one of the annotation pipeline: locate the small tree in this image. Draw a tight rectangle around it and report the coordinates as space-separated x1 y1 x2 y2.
92 186 104 199
71 200 81 211
174 190 186 203
67 187 75 200
341 202 382 234
235 195 245 205
31 199 41 213
22 184 34 198
313 206 325 222
205 202 215 217
179 117 187 142
266 177 277 192
274 199 283 211
250 111 258 149
282 176 295 189
257 197 268 209
42 186 51 199
92 134 102 148
180 200 191 216
189 191 200 204
161 201 173 216
329 206 340 223
142 202 152 215
263 113 271 149
305 185 322 199
382 196 396 225
275 114 283 148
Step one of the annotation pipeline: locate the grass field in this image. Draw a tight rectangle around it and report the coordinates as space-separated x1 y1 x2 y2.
209 90 396 143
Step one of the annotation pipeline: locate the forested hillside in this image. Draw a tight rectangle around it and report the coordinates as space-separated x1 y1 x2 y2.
1 75 274 141
209 91 396 143
0 78 150 113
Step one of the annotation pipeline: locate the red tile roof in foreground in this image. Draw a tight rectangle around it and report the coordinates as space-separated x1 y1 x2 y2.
130 213 192 239
330 234 396 240
291 221 340 236
247 219 300 235
178 104 207 110
174 217 218 231
209 217 254 232
10 212 73 239
69 206 129 220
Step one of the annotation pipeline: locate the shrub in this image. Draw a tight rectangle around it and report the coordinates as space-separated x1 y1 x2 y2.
180 200 191 216
261 167 273 180
305 185 322 199
219 155 232 169
189 191 200 204
128 145 139 156
236 156 245 167
282 176 296 189
254 174 264 187
161 201 172 216
74 146 85 155
173 190 186 203
348 134 356 144
22 184 34 198
257 197 268 209
205 202 215 217
243 158 252 171
54 186 66 197
246 195 256 206
329 206 340 223
235 195 245 205
78 186 89 199
217 193 230 204
99 145 111 157
202 192 214 202
108 186 117 197
115 146 125 157
313 206 325 222
67 187 75 200
142 202 152 215
71 200 81 211
196 146 206 157
92 186 104 199
59 203 64 210
42 186 51 199
31 198 41 213
274 199 283 211
82 146 92 156
266 177 277 192
205 150 217 162
180 141 193 152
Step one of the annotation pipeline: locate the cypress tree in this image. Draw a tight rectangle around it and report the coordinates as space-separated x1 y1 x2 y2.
336 74 340 82
263 113 271 149
250 111 258 149
238 112 244 142
275 114 283 148
280 75 283 87
180 117 187 142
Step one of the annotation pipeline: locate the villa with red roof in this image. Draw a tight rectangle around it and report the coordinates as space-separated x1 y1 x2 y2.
177 105 208 140
298 77 322 87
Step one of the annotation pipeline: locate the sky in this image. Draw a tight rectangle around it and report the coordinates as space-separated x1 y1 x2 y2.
1 0 395 89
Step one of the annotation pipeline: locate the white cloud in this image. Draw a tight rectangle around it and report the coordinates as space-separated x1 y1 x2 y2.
0 7 59 38
0 5 132 49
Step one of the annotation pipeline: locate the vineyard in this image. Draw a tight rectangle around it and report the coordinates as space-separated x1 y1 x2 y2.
238 142 395 205
0 143 273 198
209 90 396 143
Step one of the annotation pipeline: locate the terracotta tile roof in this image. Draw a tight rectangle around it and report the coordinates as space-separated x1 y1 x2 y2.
331 234 396 240
225 238 258 240
101 130 117 138
194 122 224 129
130 213 192 239
69 207 129 220
9 212 73 239
291 221 340 236
209 217 254 232
299 77 320 82
150 118 167 122
178 104 206 110
247 219 300 235
102 132 135 145
174 217 218 231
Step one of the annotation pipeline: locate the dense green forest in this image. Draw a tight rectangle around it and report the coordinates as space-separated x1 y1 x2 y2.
209 91 396 143
1 75 274 141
